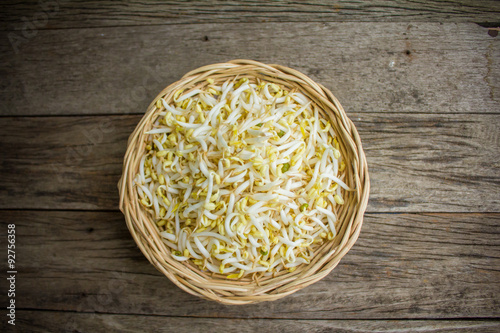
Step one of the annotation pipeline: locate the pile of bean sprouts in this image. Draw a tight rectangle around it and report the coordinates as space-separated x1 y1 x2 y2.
135 77 350 279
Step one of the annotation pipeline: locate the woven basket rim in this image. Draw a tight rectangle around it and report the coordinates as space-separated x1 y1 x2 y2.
118 59 370 305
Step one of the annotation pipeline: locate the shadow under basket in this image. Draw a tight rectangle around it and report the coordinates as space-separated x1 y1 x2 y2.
118 59 370 305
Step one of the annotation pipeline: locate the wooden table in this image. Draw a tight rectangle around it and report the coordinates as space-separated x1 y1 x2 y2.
1 1 499 332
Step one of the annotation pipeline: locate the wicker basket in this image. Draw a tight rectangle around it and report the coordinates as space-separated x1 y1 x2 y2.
118 59 369 305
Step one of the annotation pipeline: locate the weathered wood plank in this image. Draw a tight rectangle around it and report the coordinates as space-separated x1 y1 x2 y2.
1 113 498 212
1 22 498 116
12 311 500 333
2 211 499 319
1 0 499 31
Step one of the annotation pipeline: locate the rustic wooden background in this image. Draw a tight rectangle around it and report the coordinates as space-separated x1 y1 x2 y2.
1 1 499 332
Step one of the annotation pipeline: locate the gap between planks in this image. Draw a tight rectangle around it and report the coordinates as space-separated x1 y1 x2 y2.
13 310 500 333
1 111 500 118
12 308 500 321
1 208 499 215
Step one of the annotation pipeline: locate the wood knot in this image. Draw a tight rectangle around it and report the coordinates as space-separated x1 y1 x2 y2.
488 28 499 37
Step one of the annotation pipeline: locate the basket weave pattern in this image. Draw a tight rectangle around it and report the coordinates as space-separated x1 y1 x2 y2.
118 60 369 304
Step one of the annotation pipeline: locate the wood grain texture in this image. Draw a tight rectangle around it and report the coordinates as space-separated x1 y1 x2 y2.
1 0 500 30
1 211 498 319
0 2 498 331
11 311 500 333
1 113 498 212
1 22 499 116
